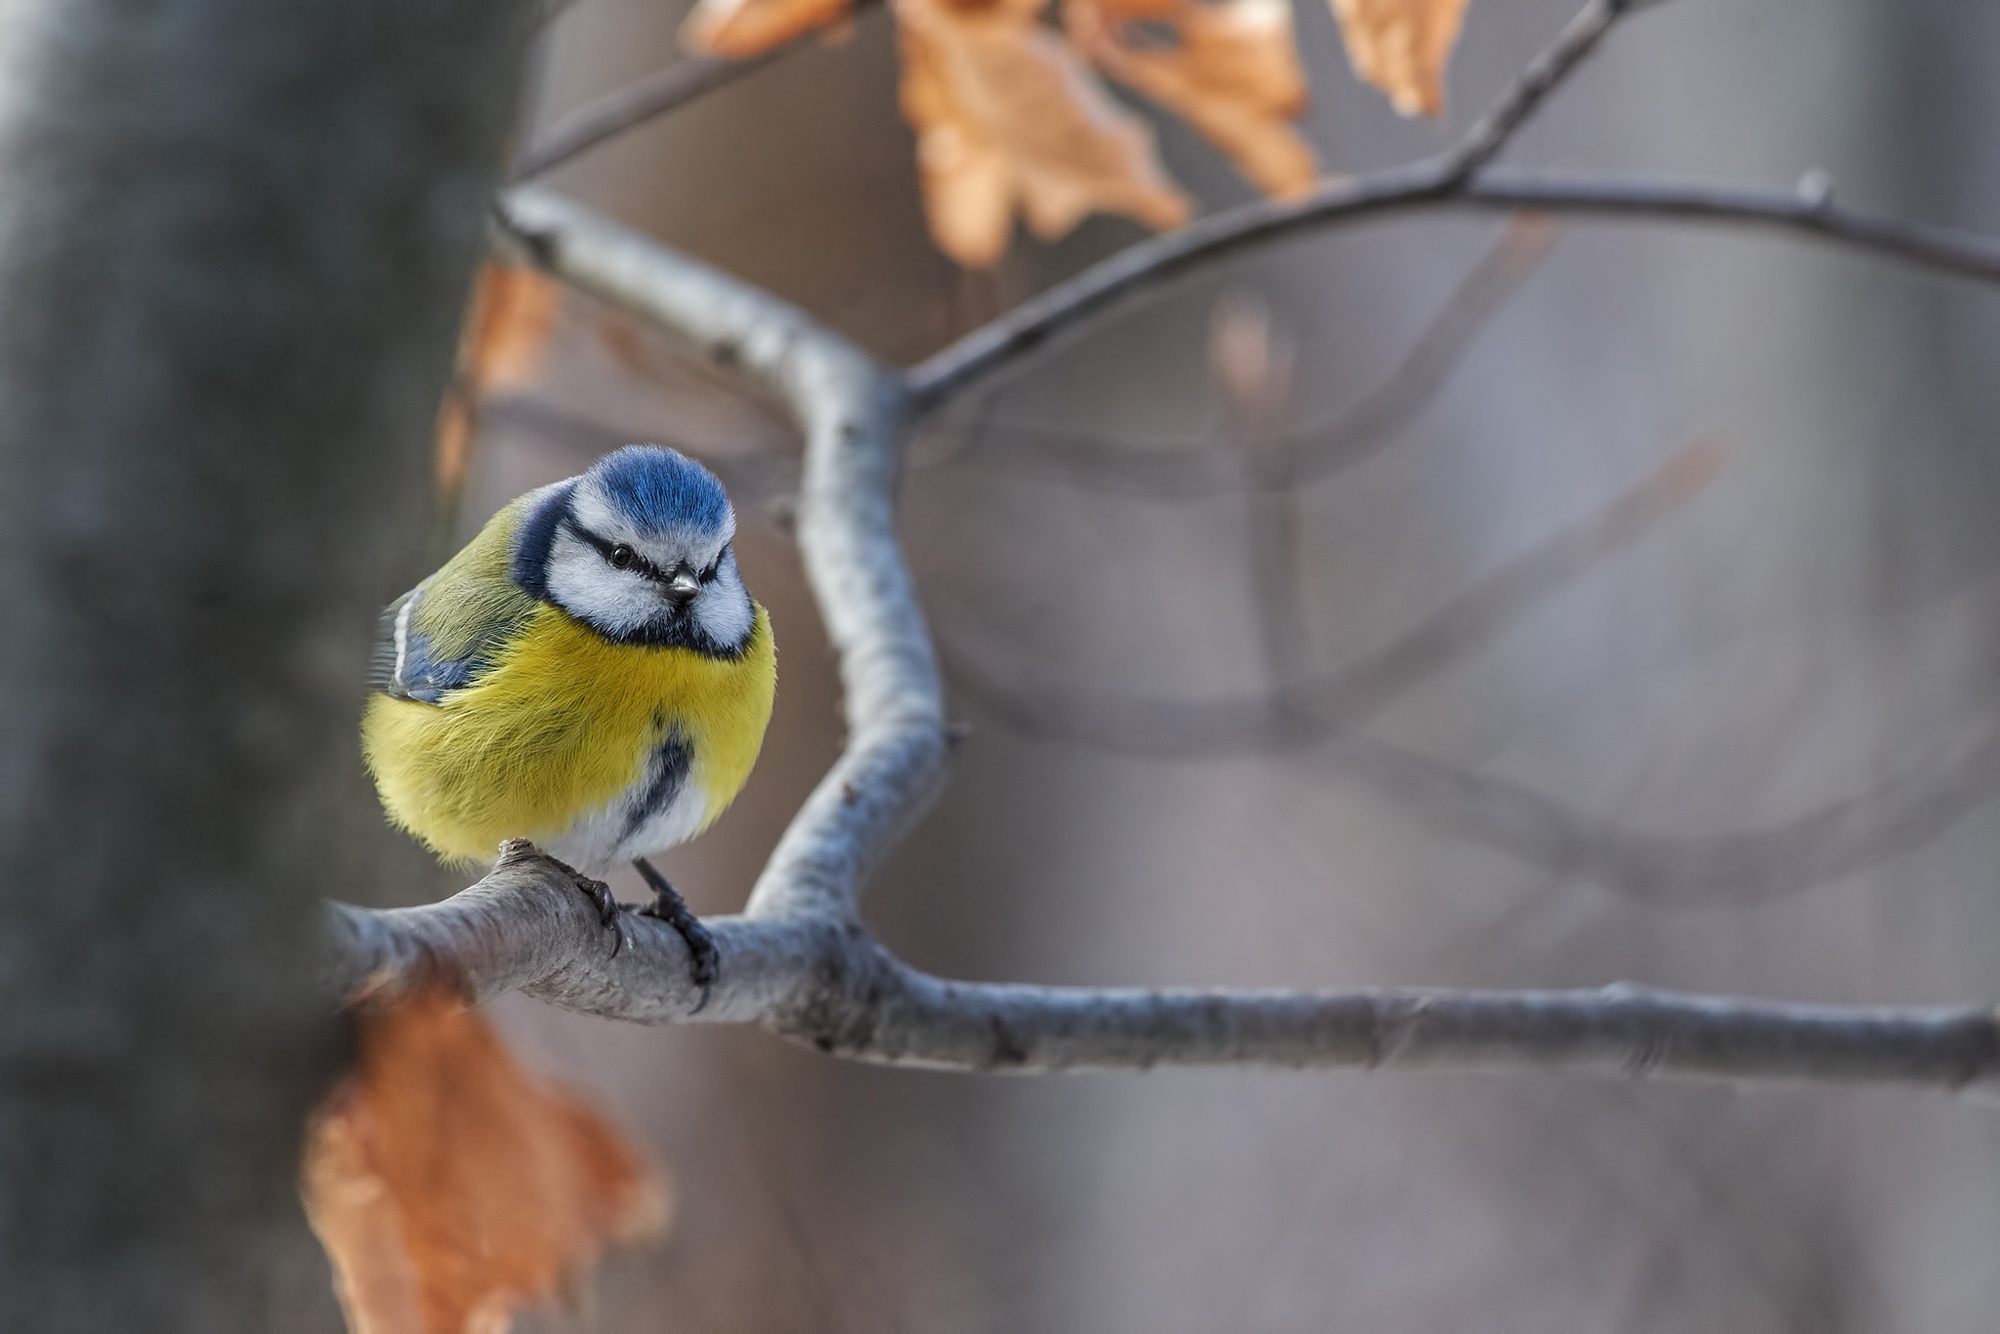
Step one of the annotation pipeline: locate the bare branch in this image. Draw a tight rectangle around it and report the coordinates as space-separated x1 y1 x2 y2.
934 433 2000 905
333 846 2000 1087
906 167 2000 404
1436 0 1637 184
945 215 1559 496
937 434 1724 756
511 0 881 180
513 55 779 181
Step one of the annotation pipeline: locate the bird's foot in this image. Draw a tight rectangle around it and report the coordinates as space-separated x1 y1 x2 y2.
569 871 631 958
632 857 717 1012
494 840 631 959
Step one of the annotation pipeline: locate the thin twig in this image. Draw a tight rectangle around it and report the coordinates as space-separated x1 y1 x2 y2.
1436 0 1634 184
947 215 1559 496
936 434 1724 757
905 167 2000 405
514 55 781 181
511 0 880 180
932 435 2000 905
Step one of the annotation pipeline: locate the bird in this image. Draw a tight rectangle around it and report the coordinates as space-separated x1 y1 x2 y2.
361 444 775 1006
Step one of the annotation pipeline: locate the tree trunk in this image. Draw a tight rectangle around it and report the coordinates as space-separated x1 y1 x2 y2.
0 0 532 1326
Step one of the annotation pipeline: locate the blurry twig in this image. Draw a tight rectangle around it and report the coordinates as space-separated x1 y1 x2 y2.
514 55 783 180
511 0 881 181
1319 725 2000 908
937 436 1725 756
945 216 1560 497
936 435 2000 904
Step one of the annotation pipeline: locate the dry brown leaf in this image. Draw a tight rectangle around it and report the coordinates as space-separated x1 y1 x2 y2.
303 984 668 1334
681 0 854 58
1067 0 1317 198
1329 0 1470 117
432 396 478 496
895 0 1190 268
435 263 561 491
462 263 560 397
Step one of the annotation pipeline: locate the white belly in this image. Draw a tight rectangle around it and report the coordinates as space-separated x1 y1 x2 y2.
545 732 710 874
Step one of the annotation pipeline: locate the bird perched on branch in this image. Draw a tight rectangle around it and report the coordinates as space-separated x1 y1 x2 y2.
361 444 776 1005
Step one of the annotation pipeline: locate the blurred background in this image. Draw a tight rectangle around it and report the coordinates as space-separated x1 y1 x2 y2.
356 0 2000 1327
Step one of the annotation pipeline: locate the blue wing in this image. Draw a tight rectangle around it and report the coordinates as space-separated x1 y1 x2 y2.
369 578 536 705
370 499 546 704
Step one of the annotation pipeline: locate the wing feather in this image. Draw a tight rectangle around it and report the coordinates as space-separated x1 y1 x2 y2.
368 503 540 704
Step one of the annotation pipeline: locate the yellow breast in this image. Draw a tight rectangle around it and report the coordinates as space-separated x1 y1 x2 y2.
362 603 776 866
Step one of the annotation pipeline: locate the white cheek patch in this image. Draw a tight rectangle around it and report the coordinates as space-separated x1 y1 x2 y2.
692 546 755 647
543 529 658 637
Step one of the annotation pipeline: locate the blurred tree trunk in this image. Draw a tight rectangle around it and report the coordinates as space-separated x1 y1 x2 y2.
0 0 532 1326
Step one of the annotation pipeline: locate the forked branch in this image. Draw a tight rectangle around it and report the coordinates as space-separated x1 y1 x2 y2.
329 2 2000 1093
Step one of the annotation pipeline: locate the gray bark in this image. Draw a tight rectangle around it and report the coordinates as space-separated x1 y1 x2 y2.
0 0 534 1327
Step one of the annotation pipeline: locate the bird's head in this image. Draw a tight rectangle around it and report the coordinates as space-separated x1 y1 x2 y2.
512 444 754 654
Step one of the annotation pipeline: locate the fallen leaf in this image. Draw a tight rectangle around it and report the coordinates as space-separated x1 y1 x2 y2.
681 0 854 58
1328 0 1470 117
303 983 668 1334
1067 0 1317 198
895 0 1190 268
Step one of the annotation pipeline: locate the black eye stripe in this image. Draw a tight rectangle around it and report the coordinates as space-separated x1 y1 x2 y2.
565 520 674 583
564 520 730 588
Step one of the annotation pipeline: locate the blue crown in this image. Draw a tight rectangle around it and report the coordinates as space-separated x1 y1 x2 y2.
589 444 730 537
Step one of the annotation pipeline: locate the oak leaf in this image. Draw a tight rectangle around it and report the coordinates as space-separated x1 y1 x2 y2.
681 0 854 58
1328 0 1470 117
895 0 1189 268
1067 0 1317 198
303 983 668 1334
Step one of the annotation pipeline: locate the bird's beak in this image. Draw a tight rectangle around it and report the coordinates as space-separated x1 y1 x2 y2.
665 570 701 603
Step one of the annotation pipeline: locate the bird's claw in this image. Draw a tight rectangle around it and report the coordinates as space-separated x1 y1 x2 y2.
633 857 718 1012
571 873 627 957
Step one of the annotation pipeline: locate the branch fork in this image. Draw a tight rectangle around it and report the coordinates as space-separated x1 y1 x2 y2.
332 0 2000 1092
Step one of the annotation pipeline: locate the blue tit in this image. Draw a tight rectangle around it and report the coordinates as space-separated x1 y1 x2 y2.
361 444 776 998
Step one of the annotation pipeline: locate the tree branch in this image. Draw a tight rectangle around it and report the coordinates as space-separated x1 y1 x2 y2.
334 845 2000 1087
511 0 882 180
906 167 2000 404
326 194 2000 1095
323 0 2000 1093
1435 0 1636 185
513 55 778 181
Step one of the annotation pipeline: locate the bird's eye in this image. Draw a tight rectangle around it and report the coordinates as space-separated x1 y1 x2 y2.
609 544 635 570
